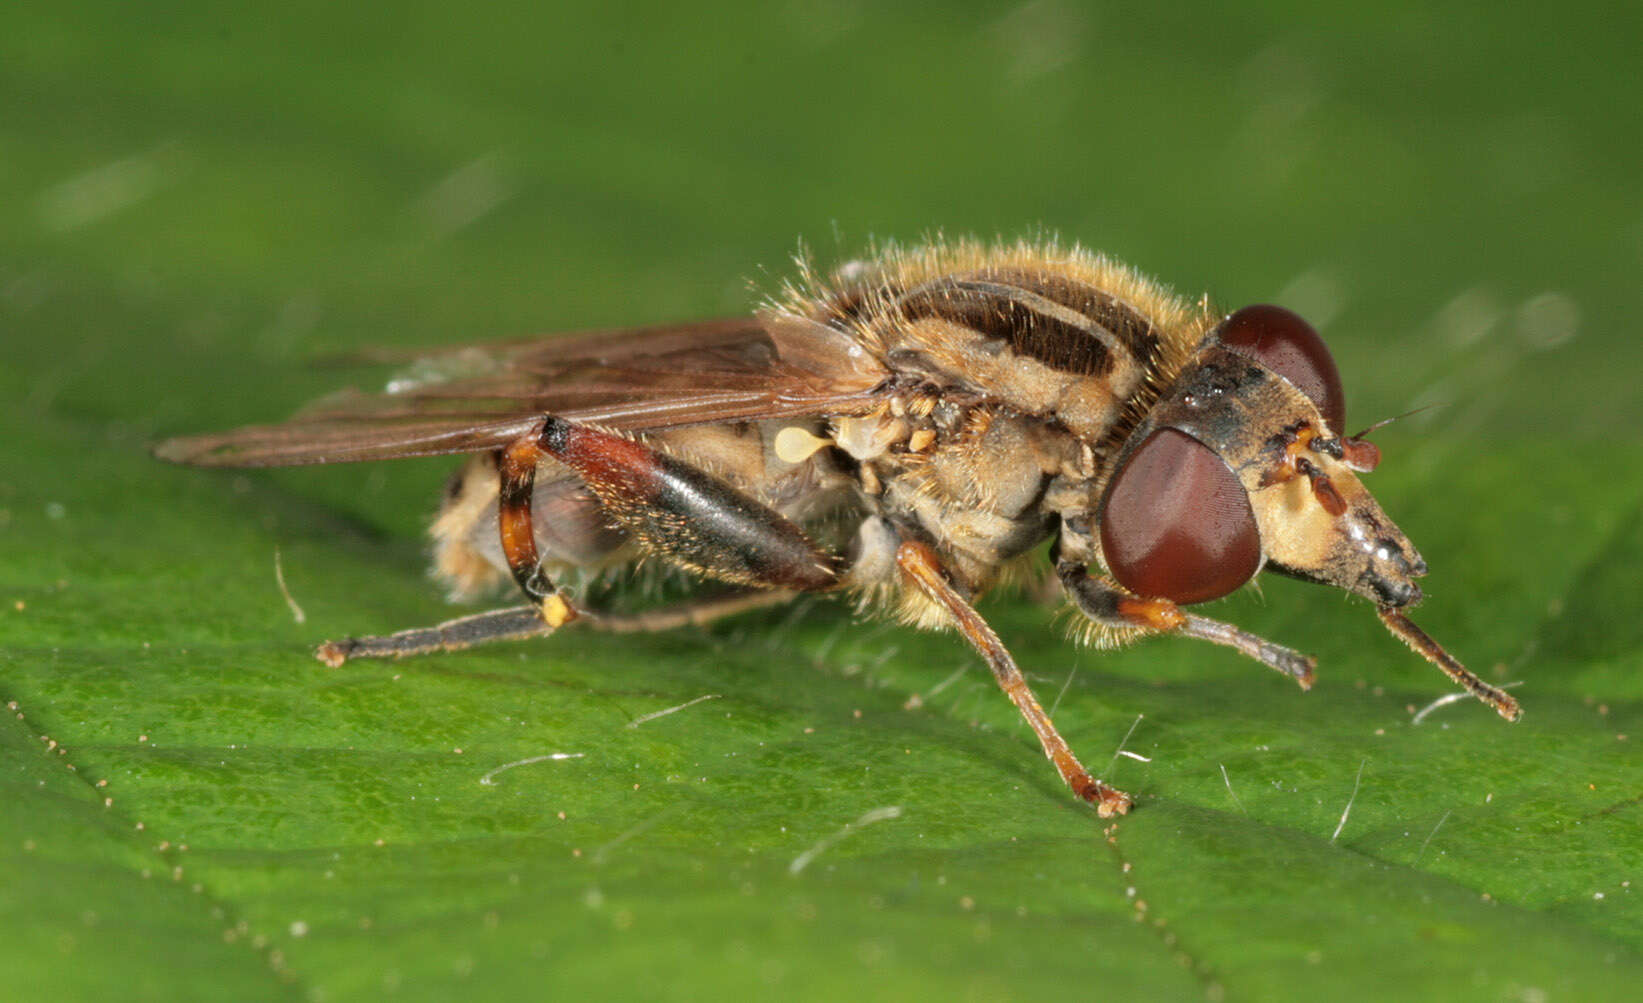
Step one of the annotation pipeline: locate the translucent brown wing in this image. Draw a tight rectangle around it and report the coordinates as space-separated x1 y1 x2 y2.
154 314 890 467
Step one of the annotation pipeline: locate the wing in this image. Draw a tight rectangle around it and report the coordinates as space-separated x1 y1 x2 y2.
154 313 891 467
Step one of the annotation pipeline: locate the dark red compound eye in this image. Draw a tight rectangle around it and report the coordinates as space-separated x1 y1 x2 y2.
1098 428 1262 605
1219 304 1346 434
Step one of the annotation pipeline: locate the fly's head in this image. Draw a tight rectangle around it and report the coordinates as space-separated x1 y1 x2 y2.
1096 304 1424 611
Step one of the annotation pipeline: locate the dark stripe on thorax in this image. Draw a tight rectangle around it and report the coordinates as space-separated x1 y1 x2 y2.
980 268 1159 368
894 274 1155 378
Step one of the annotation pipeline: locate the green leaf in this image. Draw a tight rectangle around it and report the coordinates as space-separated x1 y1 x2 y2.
4 3 1640 1000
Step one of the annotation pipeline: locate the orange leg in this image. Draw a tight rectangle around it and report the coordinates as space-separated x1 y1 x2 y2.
897 540 1133 817
1058 563 1316 688
497 434 580 628
1378 607 1520 721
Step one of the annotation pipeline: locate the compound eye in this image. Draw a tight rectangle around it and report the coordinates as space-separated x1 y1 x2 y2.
1098 428 1262 605
1219 304 1346 434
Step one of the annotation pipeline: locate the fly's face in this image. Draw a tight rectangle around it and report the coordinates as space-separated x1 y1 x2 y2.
1097 305 1383 603
1094 304 1518 721
1251 429 1426 609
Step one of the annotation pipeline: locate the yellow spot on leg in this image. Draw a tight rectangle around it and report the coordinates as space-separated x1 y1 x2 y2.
540 593 576 628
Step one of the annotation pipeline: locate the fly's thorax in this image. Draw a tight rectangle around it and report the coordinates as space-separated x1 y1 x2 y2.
823 257 1213 444
877 312 1130 440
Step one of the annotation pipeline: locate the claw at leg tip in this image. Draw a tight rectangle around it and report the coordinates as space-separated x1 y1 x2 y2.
1096 790 1134 818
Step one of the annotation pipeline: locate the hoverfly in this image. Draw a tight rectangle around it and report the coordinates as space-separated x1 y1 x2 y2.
156 238 1519 816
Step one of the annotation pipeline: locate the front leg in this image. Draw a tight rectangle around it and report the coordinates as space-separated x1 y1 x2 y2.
897 540 1133 817
1057 562 1316 688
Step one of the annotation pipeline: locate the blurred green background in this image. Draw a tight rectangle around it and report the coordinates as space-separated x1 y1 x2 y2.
3 2 1641 1000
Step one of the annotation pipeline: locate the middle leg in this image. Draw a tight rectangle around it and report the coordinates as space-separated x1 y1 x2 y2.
897 539 1134 817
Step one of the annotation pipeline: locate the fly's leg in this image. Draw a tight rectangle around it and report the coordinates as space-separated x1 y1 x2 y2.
586 589 796 634
315 590 796 666
1057 563 1316 688
897 540 1133 817
496 432 579 629
317 415 843 664
503 415 846 630
512 416 844 593
1377 607 1520 721
313 427 590 664
316 605 550 666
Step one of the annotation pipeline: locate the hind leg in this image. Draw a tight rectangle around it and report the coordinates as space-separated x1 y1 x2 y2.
318 415 843 664
315 605 553 666
492 416 843 606
315 588 797 665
